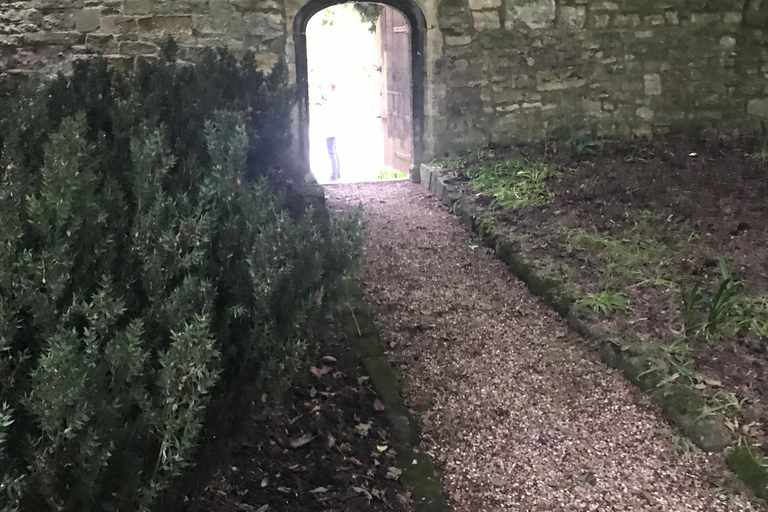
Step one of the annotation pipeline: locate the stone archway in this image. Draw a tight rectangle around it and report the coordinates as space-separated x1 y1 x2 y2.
293 0 427 180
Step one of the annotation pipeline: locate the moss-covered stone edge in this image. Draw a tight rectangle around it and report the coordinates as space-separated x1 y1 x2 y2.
338 277 450 511
419 162 768 501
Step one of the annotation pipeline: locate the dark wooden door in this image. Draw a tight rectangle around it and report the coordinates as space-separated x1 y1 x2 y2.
377 7 413 174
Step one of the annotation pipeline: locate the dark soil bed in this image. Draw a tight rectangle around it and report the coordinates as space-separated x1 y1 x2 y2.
199 316 412 512
440 134 768 446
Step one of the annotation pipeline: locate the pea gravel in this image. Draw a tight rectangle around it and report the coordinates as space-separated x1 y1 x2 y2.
325 180 764 512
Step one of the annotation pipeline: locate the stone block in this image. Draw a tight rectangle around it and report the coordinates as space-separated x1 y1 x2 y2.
665 11 679 25
99 15 137 35
445 34 472 45
469 0 501 9
645 14 665 26
438 0 471 36
748 98 768 117
535 70 586 91
23 31 84 46
123 0 209 16
75 8 100 33
244 12 284 40
138 15 193 34
689 13 720 25
505 0 555 30
233 0 282 13
592 14 610 28
118 40 158 55
636 106 654 120
85 33 116 52
472 11 500 31
644 73 661 95
614 14 639 27
560 5 586 28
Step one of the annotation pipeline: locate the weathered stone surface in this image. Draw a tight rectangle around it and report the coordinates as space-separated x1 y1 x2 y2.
536 69 587 91
75 8 101 32
138 15 193 34
748 98 768 117
468 0 501 10
505 0 555 30
472 10 500 31
243 12 284 40
0 0 766 165
560 5 586 28
644 73 661 95
445 34 472 45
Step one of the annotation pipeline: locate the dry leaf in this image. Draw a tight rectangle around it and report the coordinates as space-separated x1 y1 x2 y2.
289 433 314 449
310 366 332 378
386 467 402 480
373 398 386 411
322 355 337 363
355 422 372 436
352 485 373 501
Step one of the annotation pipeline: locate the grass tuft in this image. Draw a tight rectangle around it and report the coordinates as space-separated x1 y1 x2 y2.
467 157 562 209
377 168 408 180
578 290 629 315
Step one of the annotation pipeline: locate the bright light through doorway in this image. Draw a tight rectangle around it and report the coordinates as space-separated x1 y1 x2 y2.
307 4 406 184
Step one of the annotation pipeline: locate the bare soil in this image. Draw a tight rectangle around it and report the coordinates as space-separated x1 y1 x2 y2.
441 135 768 448
201 318 413 512
326 180 763 511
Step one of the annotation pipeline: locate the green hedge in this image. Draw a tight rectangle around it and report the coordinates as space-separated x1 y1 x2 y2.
0 45 364 511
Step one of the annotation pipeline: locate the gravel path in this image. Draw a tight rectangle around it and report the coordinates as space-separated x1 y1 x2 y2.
326 180 765 512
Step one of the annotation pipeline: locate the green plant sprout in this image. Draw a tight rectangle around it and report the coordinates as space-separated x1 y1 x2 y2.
377 168 407 180
577 290 629 315
467 157 562 209
565 211 683 290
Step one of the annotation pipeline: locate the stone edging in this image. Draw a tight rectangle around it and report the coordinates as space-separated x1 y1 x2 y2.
306 182 450 511
419 163 768 502
339 279 450 512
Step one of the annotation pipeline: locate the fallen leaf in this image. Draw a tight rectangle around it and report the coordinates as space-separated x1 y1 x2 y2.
309 487 329 494
352 486 373 501
322 355 337 363
256 505 269 512
704 377 723 388
289 433 314 449
386 467 402 480
355 422 372 437
377 445 388 452
310 366 332 378
373 399 386 411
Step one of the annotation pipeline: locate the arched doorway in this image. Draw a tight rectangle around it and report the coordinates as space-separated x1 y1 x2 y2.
293 0 426 181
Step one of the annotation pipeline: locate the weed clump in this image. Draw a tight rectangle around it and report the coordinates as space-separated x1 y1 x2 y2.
467 157 561 209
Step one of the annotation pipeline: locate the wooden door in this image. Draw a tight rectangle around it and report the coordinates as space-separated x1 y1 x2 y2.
377 7 413 174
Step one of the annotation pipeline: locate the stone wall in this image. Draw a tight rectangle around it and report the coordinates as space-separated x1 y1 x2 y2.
2 0 768 163
433 0 768 154
0 0 287 75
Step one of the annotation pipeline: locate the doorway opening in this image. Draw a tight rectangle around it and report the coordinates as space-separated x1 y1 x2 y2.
294 0 426 184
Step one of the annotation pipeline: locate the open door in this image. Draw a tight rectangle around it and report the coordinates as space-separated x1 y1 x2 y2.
377 6 413 174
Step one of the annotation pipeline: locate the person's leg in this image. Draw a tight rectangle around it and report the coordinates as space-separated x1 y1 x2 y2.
326 136 340 180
